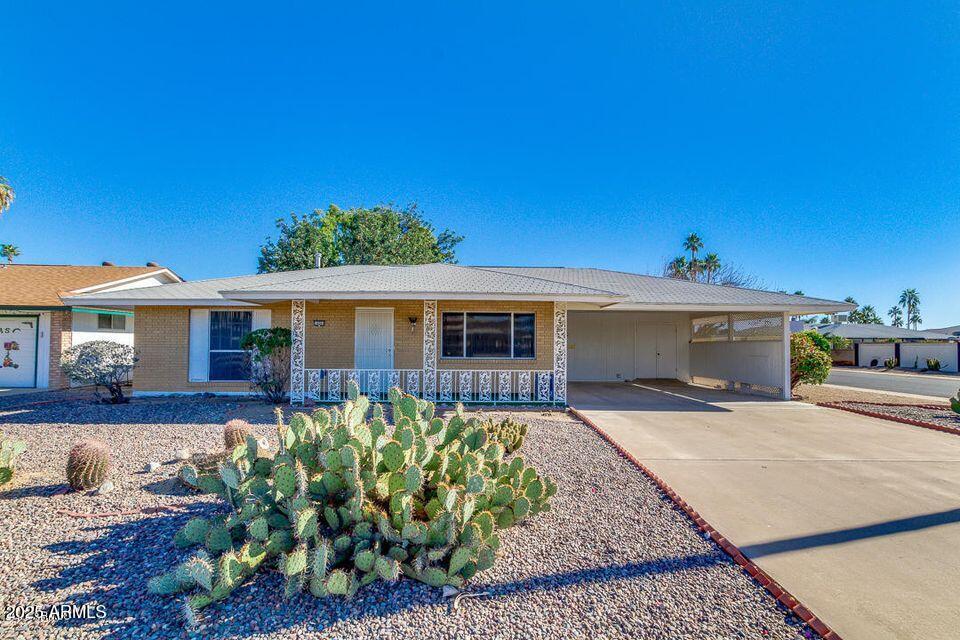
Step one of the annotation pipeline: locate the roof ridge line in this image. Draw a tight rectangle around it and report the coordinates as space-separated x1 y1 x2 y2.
222 265 398 292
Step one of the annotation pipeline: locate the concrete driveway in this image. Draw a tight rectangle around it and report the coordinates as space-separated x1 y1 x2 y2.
569 381 960 640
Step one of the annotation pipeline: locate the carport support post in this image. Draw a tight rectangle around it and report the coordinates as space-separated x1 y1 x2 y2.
781 312 791 400
554 302 568 404
290 299 305 404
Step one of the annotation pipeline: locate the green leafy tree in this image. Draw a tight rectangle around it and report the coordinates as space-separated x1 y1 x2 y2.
258 204 462 273
0 177 14 213
790 331 832 391
898 288 921 329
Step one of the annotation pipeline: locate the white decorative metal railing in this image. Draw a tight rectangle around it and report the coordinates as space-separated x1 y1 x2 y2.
304 368 556 403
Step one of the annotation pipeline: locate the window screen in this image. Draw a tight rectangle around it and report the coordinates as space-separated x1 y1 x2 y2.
209 311 252 380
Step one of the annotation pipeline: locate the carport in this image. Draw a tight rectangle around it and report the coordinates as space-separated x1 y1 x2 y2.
567 309 793 399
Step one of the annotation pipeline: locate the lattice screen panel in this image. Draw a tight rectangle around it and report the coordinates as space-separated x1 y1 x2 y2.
691 315 730 342
730 313 783 341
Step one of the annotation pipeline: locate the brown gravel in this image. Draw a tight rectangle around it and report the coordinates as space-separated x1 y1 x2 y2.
793 384 949 406
833 402 960 431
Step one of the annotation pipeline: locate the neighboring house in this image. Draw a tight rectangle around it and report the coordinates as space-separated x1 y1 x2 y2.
929 324 960 338
815 323 959 372
0 263 182 389
63 264 850 403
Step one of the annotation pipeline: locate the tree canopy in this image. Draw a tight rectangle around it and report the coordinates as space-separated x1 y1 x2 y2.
257 204 463 273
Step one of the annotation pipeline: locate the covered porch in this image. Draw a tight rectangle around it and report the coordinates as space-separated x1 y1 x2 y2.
287 299 570 405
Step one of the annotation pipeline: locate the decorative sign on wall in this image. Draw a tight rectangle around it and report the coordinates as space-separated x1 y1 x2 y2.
313 319 325 327
2 341 20 369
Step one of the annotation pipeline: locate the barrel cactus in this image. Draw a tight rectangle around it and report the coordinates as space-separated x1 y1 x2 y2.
224 419 252 451
484 416 528 453
66 438 112 490
150 382 556 621
0 435 26 486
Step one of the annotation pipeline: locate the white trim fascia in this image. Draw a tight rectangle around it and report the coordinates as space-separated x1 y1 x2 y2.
59 297 260 307
221 291 625 303
603 303 854 314
67 269 182 294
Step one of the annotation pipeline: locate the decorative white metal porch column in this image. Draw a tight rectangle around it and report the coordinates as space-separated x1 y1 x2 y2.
290 299 305 404
554 302 568 404
422 300 437 400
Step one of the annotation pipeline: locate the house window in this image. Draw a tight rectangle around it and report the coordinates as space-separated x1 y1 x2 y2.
441 312 536 359
97 313 126 331
209 311 252 381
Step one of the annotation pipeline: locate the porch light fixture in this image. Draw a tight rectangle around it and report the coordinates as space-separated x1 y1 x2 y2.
409 316 418 332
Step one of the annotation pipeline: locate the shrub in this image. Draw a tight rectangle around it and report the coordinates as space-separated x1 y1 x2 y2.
241 328 292 404
826 335 852 351
60 341 137 403
790 332 832 390
926 358 942 371
66 438 112 490
884 357 898 369
0 435 26 486
951 389 960 414
150 383 556 619
794 330 831 355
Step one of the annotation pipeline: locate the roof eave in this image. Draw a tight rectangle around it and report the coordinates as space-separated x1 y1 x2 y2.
59 296 258 308
607 302 854 314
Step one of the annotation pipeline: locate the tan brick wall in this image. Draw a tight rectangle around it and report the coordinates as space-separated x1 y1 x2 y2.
133 303 290 394
435 301 554 371
48 310 72 389
131 299 556 393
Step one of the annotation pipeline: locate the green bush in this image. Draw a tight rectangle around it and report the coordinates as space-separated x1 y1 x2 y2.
826 335 852 351
790 332 832 391
884 357 898 369
926 358 942 372
794 330 831 354
149 383 556 621
951 389 960 414
240 328 292 403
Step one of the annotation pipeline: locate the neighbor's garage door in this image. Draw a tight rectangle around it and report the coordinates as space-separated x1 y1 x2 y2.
0 316 38 387
568 312 677 381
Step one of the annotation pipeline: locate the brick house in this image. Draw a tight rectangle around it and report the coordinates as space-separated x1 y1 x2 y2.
0 263 181 388
63 263 850 403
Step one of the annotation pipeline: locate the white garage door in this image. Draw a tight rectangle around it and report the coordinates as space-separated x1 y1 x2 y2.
568 313 677 381
0 316 38 387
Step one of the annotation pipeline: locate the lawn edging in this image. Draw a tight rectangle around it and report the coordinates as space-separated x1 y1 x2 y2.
817 402 960 436
567 406 841 640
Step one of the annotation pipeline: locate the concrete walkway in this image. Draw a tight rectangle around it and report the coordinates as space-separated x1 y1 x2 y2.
569 381 960 640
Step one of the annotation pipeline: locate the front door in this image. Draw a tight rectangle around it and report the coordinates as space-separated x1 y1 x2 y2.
354 308 394 370
656 323 678 378
0 316 38 388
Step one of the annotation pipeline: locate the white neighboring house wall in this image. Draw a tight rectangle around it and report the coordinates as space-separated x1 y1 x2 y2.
898 343 959 373
858 343 896 368
71 310 135 347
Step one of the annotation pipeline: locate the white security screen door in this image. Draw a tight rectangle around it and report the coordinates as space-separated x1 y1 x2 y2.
355 308 394 370
0 316 38 387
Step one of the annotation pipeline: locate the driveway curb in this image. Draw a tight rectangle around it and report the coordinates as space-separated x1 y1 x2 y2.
568 406 841 640
818 402 960 437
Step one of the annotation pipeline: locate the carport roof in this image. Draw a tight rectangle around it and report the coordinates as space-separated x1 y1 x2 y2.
62 263 852 313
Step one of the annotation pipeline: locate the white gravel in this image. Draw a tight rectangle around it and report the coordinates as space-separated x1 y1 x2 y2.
0 397 817 639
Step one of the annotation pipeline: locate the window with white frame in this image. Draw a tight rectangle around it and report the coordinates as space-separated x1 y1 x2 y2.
97 313 127 331
209 310 252 381
441 312 535 359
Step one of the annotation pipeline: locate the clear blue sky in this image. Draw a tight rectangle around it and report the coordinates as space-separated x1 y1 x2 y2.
1 2 957 326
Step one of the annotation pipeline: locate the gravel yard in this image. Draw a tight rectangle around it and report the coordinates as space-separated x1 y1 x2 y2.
793 383 950 406
0 397 815 640
830 402 960 432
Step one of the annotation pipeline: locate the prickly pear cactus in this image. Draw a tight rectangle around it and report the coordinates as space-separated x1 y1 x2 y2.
150 381 556 621
223 419 253 451
66 438 112 490
483 416 529 454
0 434 26 486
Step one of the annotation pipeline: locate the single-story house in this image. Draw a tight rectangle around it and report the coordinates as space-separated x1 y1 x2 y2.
929 324 960 338
0 263 182 388
63 263 851 403
814 322 959 372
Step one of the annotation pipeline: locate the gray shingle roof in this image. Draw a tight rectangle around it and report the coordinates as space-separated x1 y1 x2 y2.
63 263 852 312
815 323 957 341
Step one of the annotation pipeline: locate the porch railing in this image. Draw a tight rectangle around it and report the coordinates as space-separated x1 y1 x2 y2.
304 368 556 403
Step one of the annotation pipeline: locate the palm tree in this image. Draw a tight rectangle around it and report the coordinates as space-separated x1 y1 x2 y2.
898 289 921 329
888 306 903 327
667 256 689 279
0 244 19 265
703 253 720 283
683 233 703 280
0 177 14 214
